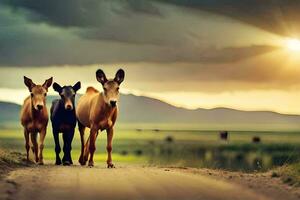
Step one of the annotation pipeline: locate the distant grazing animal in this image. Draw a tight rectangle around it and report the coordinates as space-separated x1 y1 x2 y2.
252 136 261 143
165 136 174 143
220 131 229 141
76 69 125 168
50 82 81 165
20 76 53 165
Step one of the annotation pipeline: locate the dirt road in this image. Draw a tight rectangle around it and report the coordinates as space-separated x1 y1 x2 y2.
0 164 297 200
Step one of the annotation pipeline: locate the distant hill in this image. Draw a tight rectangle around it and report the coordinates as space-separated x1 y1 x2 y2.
0 102 21 129
1 94 300 131
118 94 300 124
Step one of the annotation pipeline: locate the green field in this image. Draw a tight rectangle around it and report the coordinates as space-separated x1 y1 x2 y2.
1 128 300 172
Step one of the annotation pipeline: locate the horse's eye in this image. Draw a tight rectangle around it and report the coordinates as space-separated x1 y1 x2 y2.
44 93 47 97
30 93 34 97
116 87 119 91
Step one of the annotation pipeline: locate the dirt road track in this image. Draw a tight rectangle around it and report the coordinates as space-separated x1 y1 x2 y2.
0 164 296 200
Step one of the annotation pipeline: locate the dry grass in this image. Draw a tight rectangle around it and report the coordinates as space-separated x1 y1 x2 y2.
274 163 300 186
0 150 32 179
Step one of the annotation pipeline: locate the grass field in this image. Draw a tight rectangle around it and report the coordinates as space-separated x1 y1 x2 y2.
1 127 300 172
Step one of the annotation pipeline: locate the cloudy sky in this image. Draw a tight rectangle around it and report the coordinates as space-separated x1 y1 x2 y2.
1 0 300 114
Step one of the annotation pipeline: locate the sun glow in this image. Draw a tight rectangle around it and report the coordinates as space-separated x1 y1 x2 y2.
286 38 300 51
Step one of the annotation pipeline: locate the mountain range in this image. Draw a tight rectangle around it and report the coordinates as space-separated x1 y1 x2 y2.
0 94 299 131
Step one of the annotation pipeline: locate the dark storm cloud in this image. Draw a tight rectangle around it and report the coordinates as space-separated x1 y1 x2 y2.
2 0 165 44
113 0 162 17
0 0 295 68
5 0 300 37
158 0 300 36
3 0 162 28
0 0 279 66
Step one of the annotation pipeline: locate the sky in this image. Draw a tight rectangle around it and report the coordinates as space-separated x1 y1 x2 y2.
1 0 300 114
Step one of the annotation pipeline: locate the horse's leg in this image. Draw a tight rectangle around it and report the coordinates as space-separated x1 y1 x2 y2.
30 132 38 163
106 127 115 168
68 129 75 164
62 131 69 165
88 126 98 167
24 129 30 161
62 130 74 166
78 121 86 165
38 128 46 165
53 129 61 165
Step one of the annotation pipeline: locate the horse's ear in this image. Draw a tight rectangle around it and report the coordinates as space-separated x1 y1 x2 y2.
24 76 36 92
73 81 81 92
42 77 53 91
53 82 62 94
114 69 125 85
96 69 107 85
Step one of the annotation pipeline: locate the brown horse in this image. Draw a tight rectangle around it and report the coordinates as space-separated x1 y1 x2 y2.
76 69 125 168
20 76 53 165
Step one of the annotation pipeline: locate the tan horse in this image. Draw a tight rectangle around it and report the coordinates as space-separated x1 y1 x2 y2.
76 69 125 167
20 76 53 165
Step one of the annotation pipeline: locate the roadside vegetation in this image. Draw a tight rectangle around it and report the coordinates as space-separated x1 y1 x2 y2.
1 128 300 171
0 150 30 178
273 162 300 186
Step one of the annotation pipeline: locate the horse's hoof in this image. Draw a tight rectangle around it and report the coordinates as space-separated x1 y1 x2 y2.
79 161 86 166
79 157 86 166
79 159 86 166
55 158 62 165
88 161 94 167
63 161 71 166
107 163 115 168
38 161 44 165
55 161 62 165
